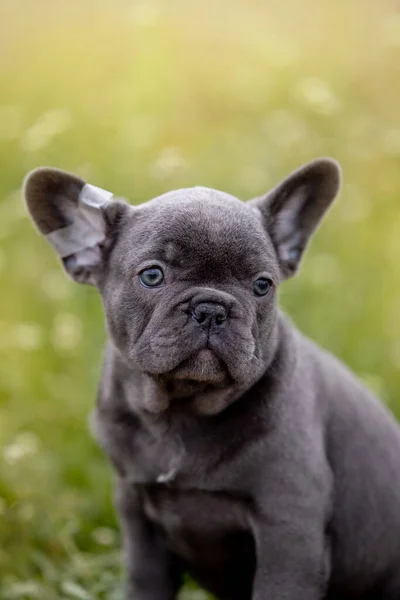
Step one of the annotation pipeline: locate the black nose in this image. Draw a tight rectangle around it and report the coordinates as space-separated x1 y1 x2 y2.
191 302 228 328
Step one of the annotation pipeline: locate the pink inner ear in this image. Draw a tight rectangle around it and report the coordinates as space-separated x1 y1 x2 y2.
43 184 112 258
73 246 102 268
274 187 308 241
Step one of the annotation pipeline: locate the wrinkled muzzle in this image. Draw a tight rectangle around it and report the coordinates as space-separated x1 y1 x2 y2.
108 286 265 388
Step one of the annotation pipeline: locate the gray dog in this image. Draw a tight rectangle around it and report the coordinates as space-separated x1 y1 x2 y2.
24 158 400 600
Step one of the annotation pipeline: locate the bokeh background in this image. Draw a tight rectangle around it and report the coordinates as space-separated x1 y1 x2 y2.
1 0 400 598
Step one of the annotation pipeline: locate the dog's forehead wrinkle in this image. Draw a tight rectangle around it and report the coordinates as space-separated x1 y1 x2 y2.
156 224 273 277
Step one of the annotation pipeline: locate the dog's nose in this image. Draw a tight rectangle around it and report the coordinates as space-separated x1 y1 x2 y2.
191 302 228 328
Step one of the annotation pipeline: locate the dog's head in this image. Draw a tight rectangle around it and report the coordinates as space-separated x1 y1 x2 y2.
24 159 341 414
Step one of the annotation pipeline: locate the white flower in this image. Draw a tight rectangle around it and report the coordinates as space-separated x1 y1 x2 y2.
4 581 43 598
21 109 72 153
3 432 40 465
14 322 43 351
60 581 92 600
92 526 117 546
295 78 341 116
149 147 186 180
51 313 82 351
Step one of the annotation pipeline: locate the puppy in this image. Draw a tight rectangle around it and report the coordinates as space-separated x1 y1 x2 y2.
24 159 400 600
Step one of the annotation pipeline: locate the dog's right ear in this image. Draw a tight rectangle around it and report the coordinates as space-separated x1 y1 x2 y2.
23 167 130 285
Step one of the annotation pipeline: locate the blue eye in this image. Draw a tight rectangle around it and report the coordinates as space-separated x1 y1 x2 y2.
253 277 272 297
139 267 164 288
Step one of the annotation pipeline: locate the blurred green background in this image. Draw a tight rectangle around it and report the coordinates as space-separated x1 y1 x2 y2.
1 0 400 598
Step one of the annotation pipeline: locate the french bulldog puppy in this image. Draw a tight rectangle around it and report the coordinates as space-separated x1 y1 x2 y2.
24 159 400 600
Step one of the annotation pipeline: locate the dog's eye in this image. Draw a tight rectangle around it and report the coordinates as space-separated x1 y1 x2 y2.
253 277 272 297
139 267 164 288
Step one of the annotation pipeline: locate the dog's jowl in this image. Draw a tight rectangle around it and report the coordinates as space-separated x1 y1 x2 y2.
24 159 400 600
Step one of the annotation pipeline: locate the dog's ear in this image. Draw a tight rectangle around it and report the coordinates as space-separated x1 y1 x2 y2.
23 167 130 285
249 158 341 279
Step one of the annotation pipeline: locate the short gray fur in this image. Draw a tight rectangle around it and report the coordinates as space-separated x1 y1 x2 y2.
24 159 400 600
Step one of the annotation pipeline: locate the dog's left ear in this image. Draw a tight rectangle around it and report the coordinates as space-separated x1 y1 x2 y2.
24 167 131 285
249 158 341 279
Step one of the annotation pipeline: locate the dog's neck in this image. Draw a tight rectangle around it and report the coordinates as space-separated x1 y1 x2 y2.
94 312 298 487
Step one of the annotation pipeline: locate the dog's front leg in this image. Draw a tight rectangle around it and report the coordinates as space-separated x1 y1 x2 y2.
115 479 182 600
251 516 328 600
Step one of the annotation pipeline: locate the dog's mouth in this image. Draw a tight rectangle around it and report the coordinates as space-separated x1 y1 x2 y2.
152 348 231 401
143 347 237 413
170 348 228 384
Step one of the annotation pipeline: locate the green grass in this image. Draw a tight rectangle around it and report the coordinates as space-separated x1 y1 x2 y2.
1 0 400 597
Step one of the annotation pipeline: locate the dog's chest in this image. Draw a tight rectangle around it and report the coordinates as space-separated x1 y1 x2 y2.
97 410 191 485
117 411 240 489
139 483 251 565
